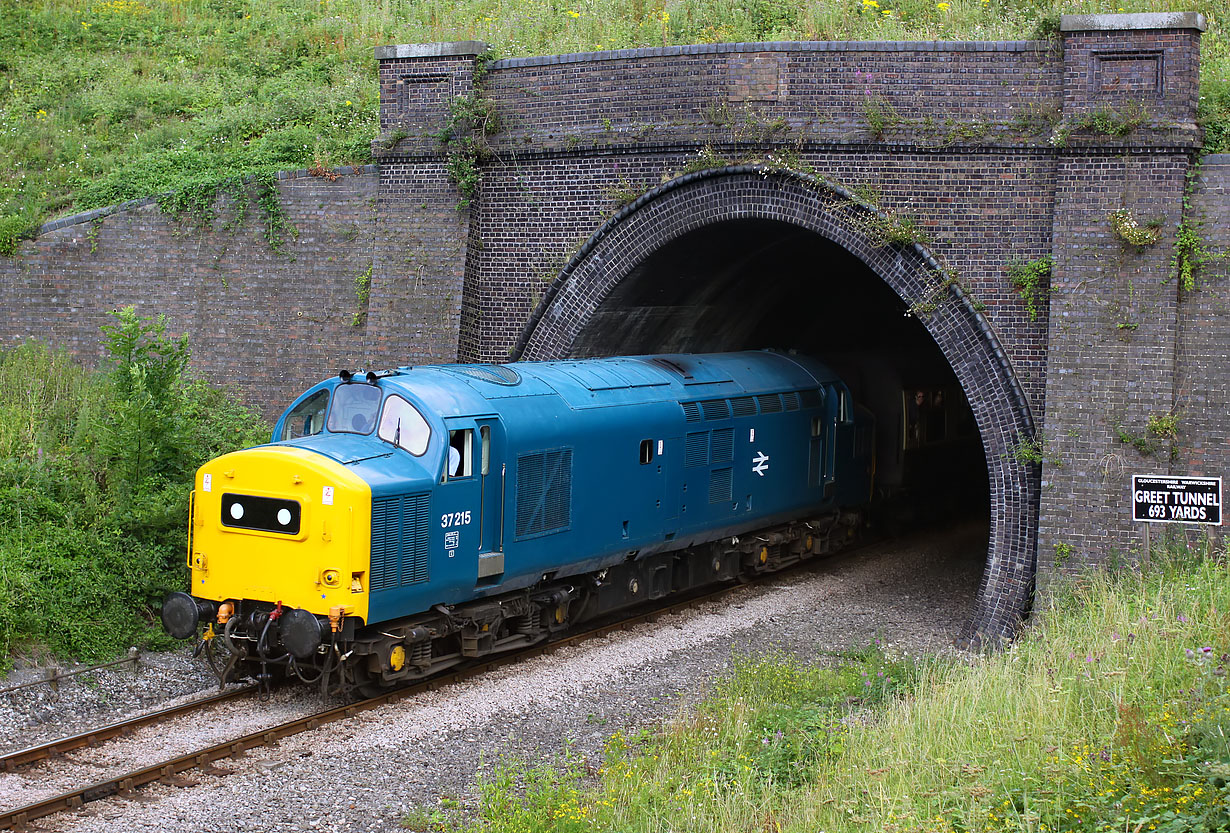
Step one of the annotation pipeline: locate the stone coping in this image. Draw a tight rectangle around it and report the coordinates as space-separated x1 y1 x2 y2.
37 165 378 236
1060 12 1206 32
374 42 489 60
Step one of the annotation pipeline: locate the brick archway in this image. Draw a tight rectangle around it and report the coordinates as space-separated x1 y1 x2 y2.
515 166 1040 643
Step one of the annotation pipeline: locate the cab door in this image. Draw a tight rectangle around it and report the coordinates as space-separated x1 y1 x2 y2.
440 416 505 586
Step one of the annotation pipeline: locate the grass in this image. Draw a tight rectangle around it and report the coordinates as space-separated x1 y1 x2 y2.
1 0 1228 253
414 537 1230 832
0 310 269 664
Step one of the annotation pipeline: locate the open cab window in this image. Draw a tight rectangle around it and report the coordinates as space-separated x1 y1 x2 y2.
377 395 431 456
445 429 474 480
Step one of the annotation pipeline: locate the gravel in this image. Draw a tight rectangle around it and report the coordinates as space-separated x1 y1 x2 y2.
2 522 986 833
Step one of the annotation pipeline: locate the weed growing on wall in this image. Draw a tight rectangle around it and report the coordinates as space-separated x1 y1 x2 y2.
1007 255 1052 321
1108 208 1163 247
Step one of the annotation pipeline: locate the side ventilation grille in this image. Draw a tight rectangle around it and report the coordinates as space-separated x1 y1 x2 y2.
682 402 701 422
710 428 733 463
700 399 731 421
730 396 756 417
370 493 430 591
709 468 733 503
685 432 709 468
515 449 573 540
757 394 783 414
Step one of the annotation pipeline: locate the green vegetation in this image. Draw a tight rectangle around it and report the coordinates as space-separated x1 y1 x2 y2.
1 0 1228 253
1008 254 1052 322
416 539 1230 832
0 309 268 664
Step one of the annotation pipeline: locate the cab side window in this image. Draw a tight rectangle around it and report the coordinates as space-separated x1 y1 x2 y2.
281 390 329 441
446 429 473 480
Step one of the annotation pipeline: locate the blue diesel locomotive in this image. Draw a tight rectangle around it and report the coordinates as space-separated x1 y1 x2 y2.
162 351 874 696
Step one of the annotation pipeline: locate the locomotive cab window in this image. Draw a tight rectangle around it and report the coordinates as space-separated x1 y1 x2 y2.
327 383 382 435
377 395 431 455
839 390 852 423
445 429 473 480
639 439 653 464
282 389 329 441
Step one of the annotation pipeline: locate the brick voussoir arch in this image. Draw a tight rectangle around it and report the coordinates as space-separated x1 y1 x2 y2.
515 165 1040 644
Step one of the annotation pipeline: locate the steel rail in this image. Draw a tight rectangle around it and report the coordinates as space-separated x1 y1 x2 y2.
0 547 865 831
0 685 258 773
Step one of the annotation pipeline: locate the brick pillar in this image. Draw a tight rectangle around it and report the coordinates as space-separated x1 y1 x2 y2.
1038 13 1205 580
369 42 488 367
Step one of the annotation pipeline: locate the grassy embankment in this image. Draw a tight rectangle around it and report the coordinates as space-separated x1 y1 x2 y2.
1 0 1228 254
0 310 267 665
408 542 1230 832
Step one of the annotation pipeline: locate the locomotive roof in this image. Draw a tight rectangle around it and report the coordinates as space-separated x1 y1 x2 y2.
383 351 841 418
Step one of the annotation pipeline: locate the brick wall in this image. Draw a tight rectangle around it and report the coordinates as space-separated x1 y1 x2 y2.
0 168 384 417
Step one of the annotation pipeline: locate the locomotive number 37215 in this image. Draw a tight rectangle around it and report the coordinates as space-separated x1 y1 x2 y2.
441 511 472 528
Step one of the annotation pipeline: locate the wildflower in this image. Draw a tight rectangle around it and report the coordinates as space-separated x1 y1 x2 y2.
81 21 91 27
862 0 879 7
937 2 950 9
345 100 352 106
566 9 580 17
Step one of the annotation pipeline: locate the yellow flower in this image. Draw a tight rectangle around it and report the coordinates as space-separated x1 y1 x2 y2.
81 20 90 27
36 109 48 120
345 100 352 106
862 0 879 7
937 1 950 9
566 9 580 17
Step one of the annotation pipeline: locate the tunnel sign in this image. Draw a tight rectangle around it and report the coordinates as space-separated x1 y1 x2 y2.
1132 475 1221 525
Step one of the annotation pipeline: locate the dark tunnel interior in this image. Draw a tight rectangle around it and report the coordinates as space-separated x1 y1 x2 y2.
569 218 991 534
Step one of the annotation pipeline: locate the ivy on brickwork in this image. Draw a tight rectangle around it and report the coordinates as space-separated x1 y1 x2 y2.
1169 164 1225 294
351 264 372 327
1007 255 1052 322
157 173 295 254
436 51 501 210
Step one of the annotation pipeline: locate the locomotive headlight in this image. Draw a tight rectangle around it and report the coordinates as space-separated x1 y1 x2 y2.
322 569 341 587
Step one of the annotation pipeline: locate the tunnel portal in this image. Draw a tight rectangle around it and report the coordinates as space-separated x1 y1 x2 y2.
517 167 1039 644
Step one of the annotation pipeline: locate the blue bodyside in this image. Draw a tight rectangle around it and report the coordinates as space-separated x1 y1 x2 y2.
269 352 872 627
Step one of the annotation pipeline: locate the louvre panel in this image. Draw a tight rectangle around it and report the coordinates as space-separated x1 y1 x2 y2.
515 449 573 539
757 394 783 414
370 497 399 591
681 402 701 422
700 399 731 421
730 396 756 417
800 389 824 409
782 391 800 411
685 432 709 468
370 493 431 590
710 428 733 462
401 493 430 585
709 468 733 503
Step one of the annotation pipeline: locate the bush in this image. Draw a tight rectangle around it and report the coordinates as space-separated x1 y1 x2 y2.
0 312 268 664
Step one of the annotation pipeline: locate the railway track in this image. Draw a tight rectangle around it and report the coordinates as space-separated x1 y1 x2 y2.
0 548 866 831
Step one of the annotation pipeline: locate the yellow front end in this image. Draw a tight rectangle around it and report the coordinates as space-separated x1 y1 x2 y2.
189 447 371 624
